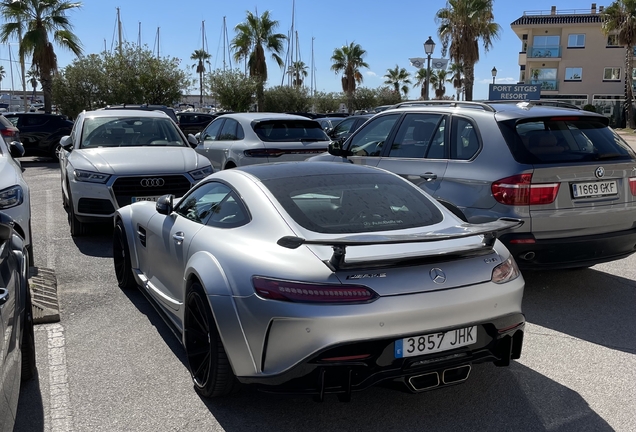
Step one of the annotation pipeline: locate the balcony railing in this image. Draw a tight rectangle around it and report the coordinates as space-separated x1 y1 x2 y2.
529 80 559 91
527 46 562 59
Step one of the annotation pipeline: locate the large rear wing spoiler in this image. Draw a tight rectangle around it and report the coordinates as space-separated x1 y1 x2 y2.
277 218 523 270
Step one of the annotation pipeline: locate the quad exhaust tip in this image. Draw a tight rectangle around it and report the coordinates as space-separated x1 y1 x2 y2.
408 365 472 392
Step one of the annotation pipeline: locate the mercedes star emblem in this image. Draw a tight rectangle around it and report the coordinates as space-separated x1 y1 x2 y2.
430 268 447 284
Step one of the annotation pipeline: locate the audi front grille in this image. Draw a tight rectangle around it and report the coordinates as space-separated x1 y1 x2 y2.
112 175 192 208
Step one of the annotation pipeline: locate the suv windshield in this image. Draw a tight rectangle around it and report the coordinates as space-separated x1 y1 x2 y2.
80 116 186 148
262 172 443 234
499 117 635 163
253 119 329 142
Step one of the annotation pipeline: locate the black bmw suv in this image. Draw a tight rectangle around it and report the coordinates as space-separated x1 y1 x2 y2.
4 112 73 159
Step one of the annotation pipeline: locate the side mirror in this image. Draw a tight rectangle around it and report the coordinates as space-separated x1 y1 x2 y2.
156 194 174 215
60 135 73 151
328 141 351 157
187 134 198 148
9 141 25 158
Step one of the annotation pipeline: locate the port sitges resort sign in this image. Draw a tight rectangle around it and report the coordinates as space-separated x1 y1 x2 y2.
488 84 541 101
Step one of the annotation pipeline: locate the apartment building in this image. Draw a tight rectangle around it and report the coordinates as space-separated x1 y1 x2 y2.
511 3 627 124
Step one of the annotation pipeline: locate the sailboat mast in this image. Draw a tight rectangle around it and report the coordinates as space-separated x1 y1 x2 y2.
311 37 315 98
289 0 295 86
117 7 123 52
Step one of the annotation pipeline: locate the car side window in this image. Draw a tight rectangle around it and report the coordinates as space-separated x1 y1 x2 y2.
219 119 243 140
174 182 233 224
207 192 249 227
451 117 480 160
388 114 445 159
346 114 400 157
202 119 223 141
332 118 355 138
6 116 18 127
25 116 48 126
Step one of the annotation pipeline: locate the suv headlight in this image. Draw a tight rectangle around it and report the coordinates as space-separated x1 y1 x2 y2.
74 169 111 184
188 165 213 181
0 185 23 209
491 256 521 284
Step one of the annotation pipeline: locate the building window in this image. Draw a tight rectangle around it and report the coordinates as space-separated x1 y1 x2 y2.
567 34 585 48
607 35 621 47
533 35 560 47
603 67 621 81
565 68 582 81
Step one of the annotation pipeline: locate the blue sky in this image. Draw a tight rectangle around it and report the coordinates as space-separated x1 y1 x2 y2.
0 1 604 101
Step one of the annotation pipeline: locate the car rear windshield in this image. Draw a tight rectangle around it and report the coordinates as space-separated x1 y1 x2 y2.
262 172 443 234
80 116 186 148
253 119 329 142
498 116 636 164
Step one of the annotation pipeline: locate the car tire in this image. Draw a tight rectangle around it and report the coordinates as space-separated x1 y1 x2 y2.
67 187 88 237
113 220 138 290
21 278 37 381
184 282 238 398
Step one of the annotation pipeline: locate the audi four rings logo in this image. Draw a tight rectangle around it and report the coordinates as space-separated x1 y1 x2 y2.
140 178 165 187
595 167 605 179
430 268 446 284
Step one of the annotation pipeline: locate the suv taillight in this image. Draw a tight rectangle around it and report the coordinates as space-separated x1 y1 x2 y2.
492 173 560 205
629 178 636 196
1 129 16 137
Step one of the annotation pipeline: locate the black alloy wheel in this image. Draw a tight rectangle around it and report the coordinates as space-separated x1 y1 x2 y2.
67 186 88 237
184 283 237 397
113 220 137 290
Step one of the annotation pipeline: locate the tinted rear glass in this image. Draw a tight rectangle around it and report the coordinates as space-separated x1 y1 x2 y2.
499 117 636 164
262 173 443 234
253 119 329 142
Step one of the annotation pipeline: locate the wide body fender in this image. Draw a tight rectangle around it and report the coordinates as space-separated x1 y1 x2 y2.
184 251 258 376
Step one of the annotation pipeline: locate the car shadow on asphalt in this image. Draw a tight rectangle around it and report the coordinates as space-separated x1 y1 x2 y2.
13 358 45 431
522 267 636 354
70 224 114 258
198 362 612 432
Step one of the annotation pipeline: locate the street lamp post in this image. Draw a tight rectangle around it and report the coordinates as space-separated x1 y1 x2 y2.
491 66 498 84
424 36 435 101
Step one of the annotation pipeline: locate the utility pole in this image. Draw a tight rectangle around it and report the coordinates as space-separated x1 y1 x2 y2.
311 37 315 98
117 7 123 52
138 22 142 47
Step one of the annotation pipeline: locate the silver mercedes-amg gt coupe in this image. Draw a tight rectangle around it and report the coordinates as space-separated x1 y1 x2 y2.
113 162 525 400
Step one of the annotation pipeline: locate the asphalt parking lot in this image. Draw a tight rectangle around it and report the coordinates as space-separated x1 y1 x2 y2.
12 155 636 432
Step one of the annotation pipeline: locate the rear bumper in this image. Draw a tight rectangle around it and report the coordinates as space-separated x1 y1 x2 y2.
501 226 636 269
238 314 524 398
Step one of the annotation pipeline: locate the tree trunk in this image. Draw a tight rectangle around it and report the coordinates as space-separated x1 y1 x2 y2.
463 63 474 102
40 69 53 114
626 45 635 128
199 70 203 106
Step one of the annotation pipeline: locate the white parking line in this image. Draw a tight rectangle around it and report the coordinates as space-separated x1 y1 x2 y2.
40 323 73 432
46 189 56 269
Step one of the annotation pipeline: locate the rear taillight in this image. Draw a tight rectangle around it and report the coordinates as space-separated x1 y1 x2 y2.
252 276 378 304
492 173 559 205
491 256 521 284
629 177 636 196
244 149 284 158
1 129 16 137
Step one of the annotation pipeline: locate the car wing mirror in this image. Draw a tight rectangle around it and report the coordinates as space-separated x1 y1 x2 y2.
60 135 73 151
187 134 198 148
156 194 174 215
8 141 25 158
328 141 352 157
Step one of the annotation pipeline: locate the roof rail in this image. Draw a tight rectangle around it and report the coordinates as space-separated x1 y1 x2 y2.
486 100 582 110
390 100 497 112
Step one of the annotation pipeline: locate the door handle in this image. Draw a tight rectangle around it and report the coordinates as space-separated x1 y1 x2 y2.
0 288 9 306
172 232 185 244
420 172 438 181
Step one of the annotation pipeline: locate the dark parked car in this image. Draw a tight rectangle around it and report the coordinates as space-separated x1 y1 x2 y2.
176 112 215 135
101 104 178 123
327 113 374 145
4 112 72 159
318 117 344 132
0 212 36 431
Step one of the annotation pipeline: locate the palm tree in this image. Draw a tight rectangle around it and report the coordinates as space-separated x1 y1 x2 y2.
231 10 287 111
383 64 412 99
331 42 369 113
290 60 308 87
448 62 464 100
0 0 83 114
191 49 211 106
602 1 636 128
414 68 431 99
429 69 450 99
26 68 38 102
0 65 5 92
436 0 500 101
